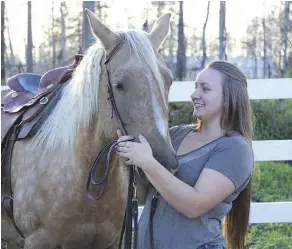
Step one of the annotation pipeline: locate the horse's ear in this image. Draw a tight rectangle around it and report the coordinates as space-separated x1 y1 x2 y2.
150 13 171 50
85 8 118 50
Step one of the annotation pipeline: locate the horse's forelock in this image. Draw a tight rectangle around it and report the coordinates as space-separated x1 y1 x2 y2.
123 31 168 108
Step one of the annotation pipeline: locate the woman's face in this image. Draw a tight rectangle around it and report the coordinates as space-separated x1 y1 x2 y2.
191 68 224 122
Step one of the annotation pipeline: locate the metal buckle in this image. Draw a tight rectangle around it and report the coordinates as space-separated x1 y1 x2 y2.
39 97 48 105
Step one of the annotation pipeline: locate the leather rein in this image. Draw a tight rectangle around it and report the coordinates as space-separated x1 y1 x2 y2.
85 34 139 249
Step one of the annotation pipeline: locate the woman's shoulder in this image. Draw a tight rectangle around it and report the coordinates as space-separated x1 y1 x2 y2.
206 134 254 191
213 134 254 163
219 134 252 151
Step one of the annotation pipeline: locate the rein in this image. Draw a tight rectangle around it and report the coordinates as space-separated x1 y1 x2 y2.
85 34 139 249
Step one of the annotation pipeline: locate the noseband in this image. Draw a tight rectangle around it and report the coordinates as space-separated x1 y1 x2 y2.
85 34 138 249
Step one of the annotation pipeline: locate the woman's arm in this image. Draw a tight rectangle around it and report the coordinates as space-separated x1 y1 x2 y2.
143 158 235 219
116 132 252 219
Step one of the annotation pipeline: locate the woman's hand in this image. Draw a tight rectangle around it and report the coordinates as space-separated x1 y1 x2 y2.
116 129 155 170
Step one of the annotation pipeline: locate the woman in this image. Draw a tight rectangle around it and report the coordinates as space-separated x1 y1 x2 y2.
116 61 254 249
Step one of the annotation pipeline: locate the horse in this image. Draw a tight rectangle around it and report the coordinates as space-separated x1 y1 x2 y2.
1 10 178 249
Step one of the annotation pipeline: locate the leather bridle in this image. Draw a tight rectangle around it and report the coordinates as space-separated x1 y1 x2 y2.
85 34 139 249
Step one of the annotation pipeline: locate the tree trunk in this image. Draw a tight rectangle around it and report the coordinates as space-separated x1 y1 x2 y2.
82 1 95 50
176 1 186 80
7 16 16 66
60 2 67 61
282 1 290 78
51 3 56 68
201 1 210 69
142 20 149 32
219 1 226 60
155 1 165 19
253 36 257 78
142 7 149 32
96 2 102 20
167 2 177 70
26 1 33 73
1 1 6 84
279 1 290 109
262 18 267 78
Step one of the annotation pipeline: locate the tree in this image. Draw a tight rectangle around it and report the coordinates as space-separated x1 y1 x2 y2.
26 1 33 73
218 1 226 60
262 18 267 78
153 1 166 19
201 1 210 69
242 17 260 78
35 2 84 73
59 2 67 61
176 1 186 80
6 13 16 67
282 1 290 78
1 1 6 84
279 1 291 108
142 6 149 32
142 20 149 32
51 3 56 68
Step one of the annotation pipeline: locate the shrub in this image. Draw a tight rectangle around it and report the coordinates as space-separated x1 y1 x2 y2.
247 162 292 249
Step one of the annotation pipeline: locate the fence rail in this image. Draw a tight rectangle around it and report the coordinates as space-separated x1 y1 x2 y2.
138 202 292 224
169 78 292 102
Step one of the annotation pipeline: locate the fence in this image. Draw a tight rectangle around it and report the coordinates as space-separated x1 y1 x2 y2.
2 76 292 223
138 78 292 224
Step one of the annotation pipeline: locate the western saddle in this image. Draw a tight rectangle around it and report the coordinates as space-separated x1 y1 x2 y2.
1 55 83 246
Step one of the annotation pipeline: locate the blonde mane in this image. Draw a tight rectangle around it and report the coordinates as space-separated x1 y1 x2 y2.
32 31 167 153
32 44 105 152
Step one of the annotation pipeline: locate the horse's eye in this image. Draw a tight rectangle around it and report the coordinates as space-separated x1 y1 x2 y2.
115 83 124 90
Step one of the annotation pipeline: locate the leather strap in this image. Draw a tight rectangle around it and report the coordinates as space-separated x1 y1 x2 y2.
86 140 118 200
149 191 159 249
1 124 26 247
104 35 126 65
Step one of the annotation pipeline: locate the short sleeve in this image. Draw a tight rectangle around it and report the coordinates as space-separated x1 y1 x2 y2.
204 136 254 192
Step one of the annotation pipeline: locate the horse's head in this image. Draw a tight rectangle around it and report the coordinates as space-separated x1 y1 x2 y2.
86 10 177 171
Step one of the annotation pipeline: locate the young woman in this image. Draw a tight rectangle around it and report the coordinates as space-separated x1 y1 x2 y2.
116 61 254 249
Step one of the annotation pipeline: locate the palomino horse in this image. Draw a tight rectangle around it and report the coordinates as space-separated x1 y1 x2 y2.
1 10 178 249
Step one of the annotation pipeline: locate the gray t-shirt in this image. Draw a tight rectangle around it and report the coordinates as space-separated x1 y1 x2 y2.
137 124 254 249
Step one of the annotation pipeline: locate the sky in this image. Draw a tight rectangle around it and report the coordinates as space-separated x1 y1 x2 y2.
4 0 281 62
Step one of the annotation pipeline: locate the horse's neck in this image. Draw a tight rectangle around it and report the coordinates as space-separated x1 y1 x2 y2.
73 115 127 193
74 84 118 172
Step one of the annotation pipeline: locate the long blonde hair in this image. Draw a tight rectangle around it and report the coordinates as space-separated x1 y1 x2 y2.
194 60 253 249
